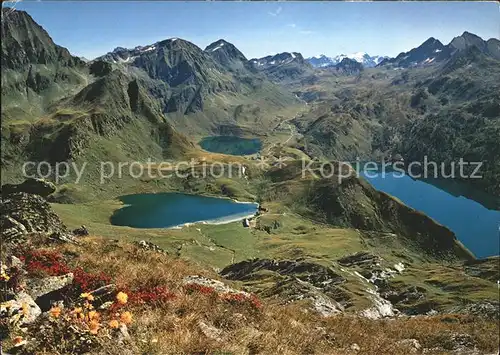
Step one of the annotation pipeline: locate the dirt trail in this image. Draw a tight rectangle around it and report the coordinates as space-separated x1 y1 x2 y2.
264 106 307 156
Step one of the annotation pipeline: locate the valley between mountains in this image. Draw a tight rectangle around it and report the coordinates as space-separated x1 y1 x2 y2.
1 7 499 355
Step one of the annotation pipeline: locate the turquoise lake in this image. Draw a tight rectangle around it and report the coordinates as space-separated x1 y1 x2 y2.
110 193 258 229
199 136 262 155
359 170 500 258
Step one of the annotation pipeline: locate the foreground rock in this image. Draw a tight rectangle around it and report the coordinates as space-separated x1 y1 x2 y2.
0 192 74 244
72 225 89 236
2 269 75 326
26 273 74 299
25 273 74 311
1 291 42 325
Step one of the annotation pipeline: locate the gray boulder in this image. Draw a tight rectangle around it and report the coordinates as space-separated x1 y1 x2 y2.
1 291 42 325
25 273 74 311
25 273 74 299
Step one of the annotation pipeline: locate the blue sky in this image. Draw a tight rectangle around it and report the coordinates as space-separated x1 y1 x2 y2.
5 1 500 60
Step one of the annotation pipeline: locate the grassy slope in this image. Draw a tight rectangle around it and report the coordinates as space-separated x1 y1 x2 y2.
3 237 498 355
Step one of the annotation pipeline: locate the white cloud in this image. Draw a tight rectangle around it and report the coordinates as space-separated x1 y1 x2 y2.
287 24 297 28
268 6 282 17
300 30 315 35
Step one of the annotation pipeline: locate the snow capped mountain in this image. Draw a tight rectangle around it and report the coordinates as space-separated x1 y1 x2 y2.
378 32 500 69
204 39 249 72
307 54 336 68
249 52 313 81
307 53 389 68
99 40 177 64
378 37 451 68
250 52 305 69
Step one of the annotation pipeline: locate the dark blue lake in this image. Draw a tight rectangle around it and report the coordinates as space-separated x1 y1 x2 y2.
360 170 500 258
199 136 262 155
111 193 258 229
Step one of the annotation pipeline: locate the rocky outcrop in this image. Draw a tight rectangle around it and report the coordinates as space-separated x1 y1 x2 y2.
72 225 89 236
0 192 72 244
221 259 345 286
360 288 397 319
0 179 77 244
1 178 56 197
463 257 500 283
337 252 423 317
1 291 42 325
134 240 167 254
380 285 426 306
25 273 74 300
448 301 500 321
183 275 249 296
338 252 382 267
220 259 349 316
263 277 345 316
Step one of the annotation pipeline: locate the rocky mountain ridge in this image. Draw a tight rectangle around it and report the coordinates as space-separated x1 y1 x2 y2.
378 32 500 68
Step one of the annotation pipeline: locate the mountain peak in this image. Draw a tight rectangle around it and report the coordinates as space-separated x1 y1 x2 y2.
157 37 192 47
205 39 232 52
449 31 486 51
421 37 443 47
461 31 481 39
334 57 364 75
1 7 82 70
204 39 248 71
112 47 128 53
378 31 495 68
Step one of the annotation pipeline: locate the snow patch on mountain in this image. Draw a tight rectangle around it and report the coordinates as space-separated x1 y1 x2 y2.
250 52 303 69
307 53 389 68
210 42 225 52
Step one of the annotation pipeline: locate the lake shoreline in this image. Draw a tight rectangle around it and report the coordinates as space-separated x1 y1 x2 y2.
168 211 258 230
360 170 500 258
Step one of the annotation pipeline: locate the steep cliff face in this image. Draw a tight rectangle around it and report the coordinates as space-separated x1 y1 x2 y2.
1 9 88 119
0 9 83 70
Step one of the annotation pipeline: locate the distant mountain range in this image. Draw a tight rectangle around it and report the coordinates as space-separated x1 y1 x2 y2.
248 52 314 81
306 32 500 70
307 53 388 68
378 32 500 68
